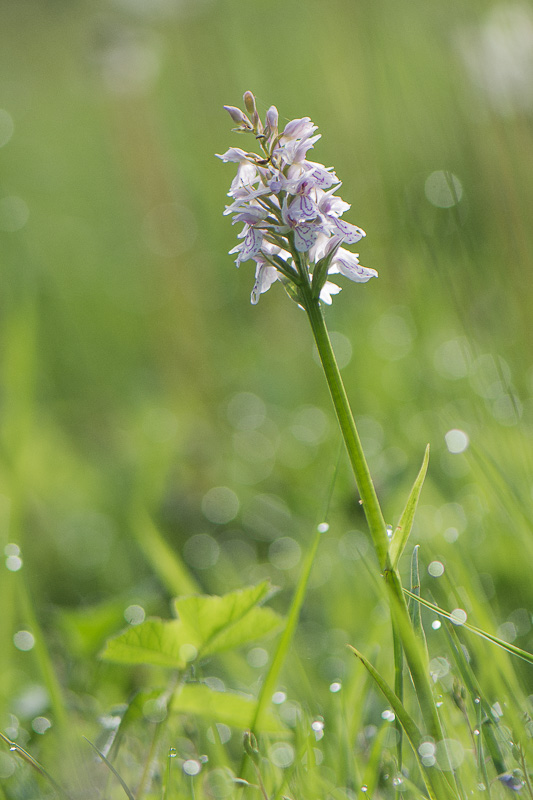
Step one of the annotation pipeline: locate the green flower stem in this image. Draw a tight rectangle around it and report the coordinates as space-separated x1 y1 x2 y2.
303 292 445 745
303 294 389 570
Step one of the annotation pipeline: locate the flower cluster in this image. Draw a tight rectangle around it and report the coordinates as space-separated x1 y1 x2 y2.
216 91 377 306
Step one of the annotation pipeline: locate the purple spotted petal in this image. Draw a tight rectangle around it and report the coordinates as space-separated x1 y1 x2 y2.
239 227 263 262
294 224 320 252
331 218 366 244
288 195 318 223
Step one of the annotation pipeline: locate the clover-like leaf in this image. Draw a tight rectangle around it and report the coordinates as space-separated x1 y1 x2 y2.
100 619 191 669
172 683 285 732
174 582 282 659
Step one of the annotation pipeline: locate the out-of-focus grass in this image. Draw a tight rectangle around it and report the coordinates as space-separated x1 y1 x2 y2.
1 0 533 794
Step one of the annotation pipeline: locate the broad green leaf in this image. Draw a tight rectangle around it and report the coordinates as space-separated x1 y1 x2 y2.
389 445 430 569
100 583 282 668
100 619 191 669
171 683 286 732
174 582 282 658
403 589 533 665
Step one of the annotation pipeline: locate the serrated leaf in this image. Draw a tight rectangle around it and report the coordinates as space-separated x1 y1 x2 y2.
174 582 283 658
171 683 286 732
100 619 191 669
389 445 430 569
100 584 282 668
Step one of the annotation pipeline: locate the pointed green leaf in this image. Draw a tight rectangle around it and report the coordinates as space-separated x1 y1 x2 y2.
84 738 135 800
389 445 430 569
348 645 422 749
99 619 191 669
174 582 283 658
171 683 286 732
349 646 455 800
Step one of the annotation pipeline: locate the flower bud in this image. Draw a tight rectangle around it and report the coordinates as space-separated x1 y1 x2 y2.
243 91 257 116
243 91 263 135
243 730 260 763
264 105 279 142
223 105 252 128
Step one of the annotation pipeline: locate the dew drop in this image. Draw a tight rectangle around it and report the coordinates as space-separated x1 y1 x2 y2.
361 786 368 793
317 522 329 533
386 525 393 539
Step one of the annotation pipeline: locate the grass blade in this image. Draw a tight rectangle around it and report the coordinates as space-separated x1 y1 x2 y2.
84 737 135 800
348 645 455 800
404 589 533 665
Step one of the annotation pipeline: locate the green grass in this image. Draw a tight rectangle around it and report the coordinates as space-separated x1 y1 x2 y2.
2 0 533 797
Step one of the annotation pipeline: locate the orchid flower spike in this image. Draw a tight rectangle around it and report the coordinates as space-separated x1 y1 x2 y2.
216 92 377 305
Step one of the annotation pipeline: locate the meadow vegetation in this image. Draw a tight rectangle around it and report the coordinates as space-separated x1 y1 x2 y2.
1 1 533 798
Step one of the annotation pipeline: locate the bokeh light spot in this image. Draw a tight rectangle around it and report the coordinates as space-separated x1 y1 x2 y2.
201 487 239 524
425 171 463 208
31 716 52 734
124 604 146 625
445 429 469 453
13 631 35 651
183 759 201 776
183 534 220 569
450 608 468 626
268 537 301 570
227 392 266 431
247 647 268 667
428 560 445 577
269 742 295 768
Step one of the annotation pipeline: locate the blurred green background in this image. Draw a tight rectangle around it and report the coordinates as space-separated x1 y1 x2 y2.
1 0 533 761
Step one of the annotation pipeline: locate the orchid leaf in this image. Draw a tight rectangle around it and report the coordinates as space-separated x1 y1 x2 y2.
389 445 430 569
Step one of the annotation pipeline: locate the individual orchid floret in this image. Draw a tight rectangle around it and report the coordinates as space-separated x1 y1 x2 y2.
217 91 378 306
329 249 378 283
223 106 253 131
